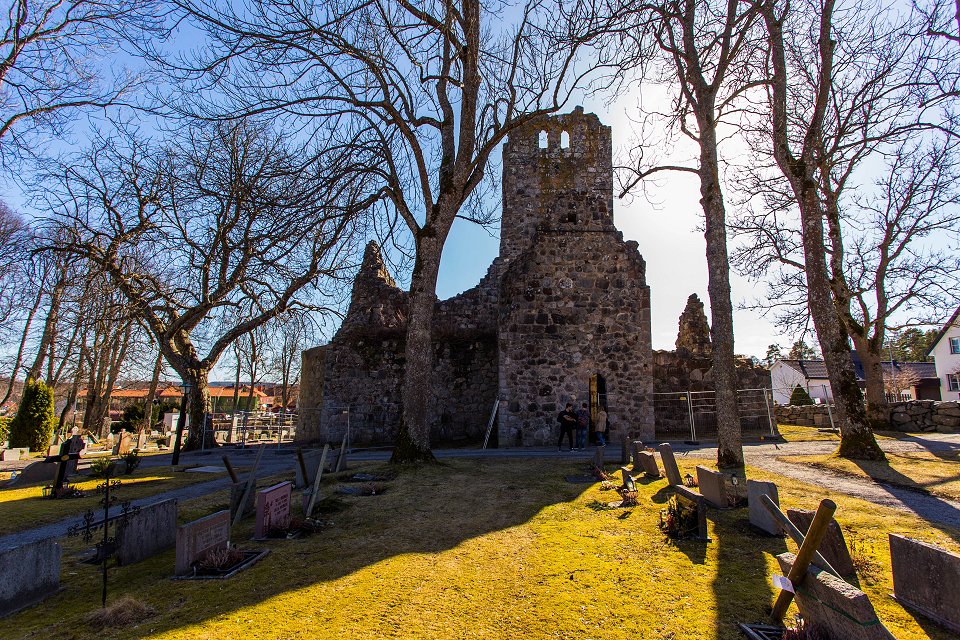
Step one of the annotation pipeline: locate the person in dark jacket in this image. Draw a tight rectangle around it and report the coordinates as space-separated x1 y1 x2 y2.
557 403 576 451
575 402 590 450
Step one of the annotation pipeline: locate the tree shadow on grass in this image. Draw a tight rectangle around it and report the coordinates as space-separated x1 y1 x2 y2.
847 458 960 544
1 457 602 639
710 508 787 640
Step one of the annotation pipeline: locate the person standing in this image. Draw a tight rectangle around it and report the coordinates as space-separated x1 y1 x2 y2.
575 402 590 450
557 403 576 451
594 407 608 446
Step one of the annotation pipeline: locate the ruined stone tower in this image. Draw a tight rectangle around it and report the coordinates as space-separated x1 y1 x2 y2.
496 108 654 445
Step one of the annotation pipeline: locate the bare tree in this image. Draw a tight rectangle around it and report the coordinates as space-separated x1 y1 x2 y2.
617 0 765 470
0 0 161 163
740 0 942 459
168 0 624 462
45 118 367 449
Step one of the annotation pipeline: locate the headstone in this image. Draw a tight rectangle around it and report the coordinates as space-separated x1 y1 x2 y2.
295 449 326 488
658 443 683 486
889 534 960 633
116 499 177 565
0 538 62 617
775 552 894 639
46 445 59 457
114 432 133 455
674 484 709 541
695 465 727 509
619 467 637 492
6 460 57 486
619 435 629 464
175 510 230 576
747 480 781 536
630 440 643 469
136 432 148 451
0 448 24 462
230 481 256 520
592 445 605 470
636 451 661 478
254 481 292 539
787 509 855 576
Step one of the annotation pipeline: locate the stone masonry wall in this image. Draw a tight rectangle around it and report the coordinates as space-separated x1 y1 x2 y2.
497 230 654 445
775 401 960 433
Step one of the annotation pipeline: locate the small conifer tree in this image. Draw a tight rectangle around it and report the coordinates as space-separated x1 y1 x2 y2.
8 379 57 450
788 384 815 406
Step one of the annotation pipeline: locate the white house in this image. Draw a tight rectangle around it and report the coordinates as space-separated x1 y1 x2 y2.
928 305 960 402
770 354 940 404
770 359 833 404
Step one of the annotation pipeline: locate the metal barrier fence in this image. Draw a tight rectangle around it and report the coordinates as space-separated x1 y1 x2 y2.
653 388 777 442
198 411 299 451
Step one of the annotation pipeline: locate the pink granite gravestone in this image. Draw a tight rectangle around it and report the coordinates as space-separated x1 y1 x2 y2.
254 481 292 539
175 510 230 576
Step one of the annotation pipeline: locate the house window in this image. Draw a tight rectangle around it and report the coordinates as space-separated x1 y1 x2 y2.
949 374 960 392
950 337 960 354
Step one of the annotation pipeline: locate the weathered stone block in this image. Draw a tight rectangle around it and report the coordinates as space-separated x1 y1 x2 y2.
787 509 855 576
0 538 61 617
890 534 960 633
636 451 660 478
696 465 727 509
117 499 177 565
776 552 894 639
658 443 683 486
747 480 780 536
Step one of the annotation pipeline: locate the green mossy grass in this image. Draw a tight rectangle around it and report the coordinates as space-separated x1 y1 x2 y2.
0 457 955 640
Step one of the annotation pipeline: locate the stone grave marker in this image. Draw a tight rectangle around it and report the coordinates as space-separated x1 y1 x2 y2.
592 445 605 470
630 440 643 469
295 449 326 488
175 510 230 576
658 443 683 486
0 538 62 617
116 499 177 565
889 534 960 633
775 552 894 639
747 480 781 536
0 448 25 462
787 509 854 576
636 451 661 478
695 465 727 509
230 481 256 520
114 432 133 455
6 460 57 486
136 432 148 451
254 481 292 539
673 484 709 541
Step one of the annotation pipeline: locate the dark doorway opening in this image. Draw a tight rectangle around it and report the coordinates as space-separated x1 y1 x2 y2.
589 374 607 443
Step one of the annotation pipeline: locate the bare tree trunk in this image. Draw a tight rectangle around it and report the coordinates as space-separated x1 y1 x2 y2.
186 369 210 450
141 350 163 433
0 286 42 405
799 189 884 459
28 276 66 381
58 344 87 432
852 336 889 428
699 125 743 469
391 238 442 463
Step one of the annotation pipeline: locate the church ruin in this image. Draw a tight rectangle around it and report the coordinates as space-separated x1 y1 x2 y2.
297 108 769 447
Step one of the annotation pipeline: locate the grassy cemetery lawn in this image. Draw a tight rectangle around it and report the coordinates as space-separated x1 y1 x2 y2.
781 450 960 501
0 456 956 640
0 465 232 536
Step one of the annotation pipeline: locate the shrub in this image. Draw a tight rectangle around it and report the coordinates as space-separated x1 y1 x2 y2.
116 404 144 434
8 379 56 451
121 451 140 475
89 456 114 479
0 416 10 444
789 384 815 406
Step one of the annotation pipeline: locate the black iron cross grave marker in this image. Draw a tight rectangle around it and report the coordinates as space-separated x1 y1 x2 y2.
42 438 84 494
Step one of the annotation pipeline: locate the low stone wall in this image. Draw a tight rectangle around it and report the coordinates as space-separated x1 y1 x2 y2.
775 404 835 428
889 400 960 433
775 400 960 433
